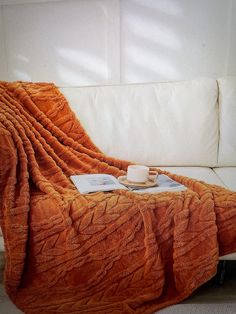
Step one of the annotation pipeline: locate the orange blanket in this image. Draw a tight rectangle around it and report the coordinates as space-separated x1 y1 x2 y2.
0 81 236 314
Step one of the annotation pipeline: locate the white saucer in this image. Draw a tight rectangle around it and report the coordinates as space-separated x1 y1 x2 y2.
118 176 158 188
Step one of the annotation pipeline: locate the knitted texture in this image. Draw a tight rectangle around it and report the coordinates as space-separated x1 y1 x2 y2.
0 81 236 314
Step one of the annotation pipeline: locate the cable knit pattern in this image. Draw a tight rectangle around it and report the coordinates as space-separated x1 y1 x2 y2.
0 81 236 314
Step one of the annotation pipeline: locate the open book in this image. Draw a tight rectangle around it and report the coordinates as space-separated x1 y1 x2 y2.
131 174 187 193
70 174 128 194
70 173 186 194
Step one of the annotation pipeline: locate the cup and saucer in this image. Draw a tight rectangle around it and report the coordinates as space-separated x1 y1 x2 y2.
118 165 158 188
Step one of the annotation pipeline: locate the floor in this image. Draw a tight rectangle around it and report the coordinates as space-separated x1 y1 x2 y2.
184 261 236 304
0 261 235 314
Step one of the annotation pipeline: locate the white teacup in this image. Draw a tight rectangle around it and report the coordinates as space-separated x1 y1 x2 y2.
127 165 158 183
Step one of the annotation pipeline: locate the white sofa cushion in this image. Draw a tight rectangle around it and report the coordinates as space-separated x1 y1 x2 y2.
0 236 4 270
0 235 4 252
158 167 226 187
217 77 236 166
213 167 236 191
60 78 218 167
219 253 236 260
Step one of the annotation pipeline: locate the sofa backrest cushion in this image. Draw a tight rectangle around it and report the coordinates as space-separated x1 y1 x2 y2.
217 77 236 166
60 78 218 166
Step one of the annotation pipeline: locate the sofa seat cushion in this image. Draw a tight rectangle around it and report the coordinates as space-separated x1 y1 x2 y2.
213 167 236 192
219 253 236 260
0 236 5 270
158 167 226 187
0 235 4 252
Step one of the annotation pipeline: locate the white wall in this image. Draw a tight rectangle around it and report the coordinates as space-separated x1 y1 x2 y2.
121 0 235 82
0 0 120 85
225 0 236 75
0 0 235 86
0 5 7 78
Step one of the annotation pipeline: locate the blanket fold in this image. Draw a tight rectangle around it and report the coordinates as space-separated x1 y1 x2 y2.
0 81 236 314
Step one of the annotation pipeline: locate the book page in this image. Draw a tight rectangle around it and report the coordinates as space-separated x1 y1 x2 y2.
132 175 187 193
70 174 127 194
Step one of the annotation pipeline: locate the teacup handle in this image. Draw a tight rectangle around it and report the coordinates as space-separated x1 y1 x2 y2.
149 170 158 182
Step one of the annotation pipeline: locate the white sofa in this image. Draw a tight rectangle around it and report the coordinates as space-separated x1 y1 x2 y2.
0 76 236 272
61 76 236 260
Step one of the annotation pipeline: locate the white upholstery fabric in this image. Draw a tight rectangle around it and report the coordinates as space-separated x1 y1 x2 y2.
0 236 4 252
219 253 236 260
213 167 236 191
0 236 4 270
60 78 218 167
158 167 226 187
218 77 236 166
